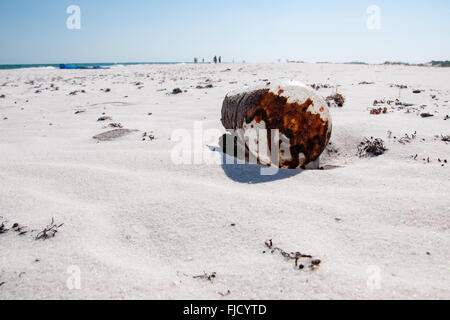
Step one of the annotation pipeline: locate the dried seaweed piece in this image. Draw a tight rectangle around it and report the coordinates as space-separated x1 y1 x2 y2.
390 84 407 89
310 83 331 90
193 272 217 282
35 218 64 240
264 239 319 270
358 137 388 157
108 123 123 128
0 222 9 234
326 93 345 107
97 116 112 121
370 107 388 115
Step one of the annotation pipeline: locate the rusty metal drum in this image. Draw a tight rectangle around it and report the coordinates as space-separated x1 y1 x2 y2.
221 81 332 169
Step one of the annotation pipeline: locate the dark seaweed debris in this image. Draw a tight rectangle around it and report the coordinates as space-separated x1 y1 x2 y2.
264 239 321 270
370 107 388 115
0 221 8 234
326 93 345 107
358 137 388 157
35 218 64 240
193 272 216 282
0 221 29 236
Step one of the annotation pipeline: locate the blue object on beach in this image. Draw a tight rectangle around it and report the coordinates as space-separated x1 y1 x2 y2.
59 64 110 70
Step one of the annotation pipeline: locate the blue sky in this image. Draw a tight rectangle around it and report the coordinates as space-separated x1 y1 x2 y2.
0 0 449 64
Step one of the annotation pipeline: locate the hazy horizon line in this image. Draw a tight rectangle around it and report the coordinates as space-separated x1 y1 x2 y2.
0 59 448 69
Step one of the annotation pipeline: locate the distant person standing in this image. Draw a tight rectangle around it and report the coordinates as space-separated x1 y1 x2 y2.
194 57 198 64
202 58 204 63
219 56 222 63
213 56 217 64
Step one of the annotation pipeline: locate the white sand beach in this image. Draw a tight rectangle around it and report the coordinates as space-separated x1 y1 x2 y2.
0 62 449 299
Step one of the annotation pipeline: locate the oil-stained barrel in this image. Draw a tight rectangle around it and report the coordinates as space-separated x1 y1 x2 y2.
221 82 332 169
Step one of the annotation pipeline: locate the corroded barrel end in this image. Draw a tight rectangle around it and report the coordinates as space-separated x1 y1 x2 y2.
221 82 332 169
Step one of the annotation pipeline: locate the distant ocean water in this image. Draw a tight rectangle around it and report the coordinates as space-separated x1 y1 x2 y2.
0 62 182 70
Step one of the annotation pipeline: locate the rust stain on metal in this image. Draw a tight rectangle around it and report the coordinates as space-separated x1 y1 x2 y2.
221 87 331 169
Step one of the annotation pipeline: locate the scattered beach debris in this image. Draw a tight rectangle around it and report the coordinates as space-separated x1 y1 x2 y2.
358 137 388 157
359 81 374 85
0 221 9 234
12 222 29 236
390 84 408 89
193 272 216 282
35 218 63 240
69 90 85 96
108 123 123 128
142 132 155 141
326 93 345 107
310 83 331 90
101 88 111 93
0 221 30 236
370 107 388 115
264 239 321 271
373 99 388 106
411 154 447 166
97 116 112 122
0 94 5 98
93 129 138 141
172 88 183 94
420 113 434 118
374 99 413 107
440 135 450 143
393 132 417 144
372 98 426 114
196 84 214 89
412 89 423 94
74 110 86 115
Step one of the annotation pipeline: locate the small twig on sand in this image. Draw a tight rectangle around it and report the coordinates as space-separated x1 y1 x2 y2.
193 272 217 282
35 218 64 240
264 239 321 270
